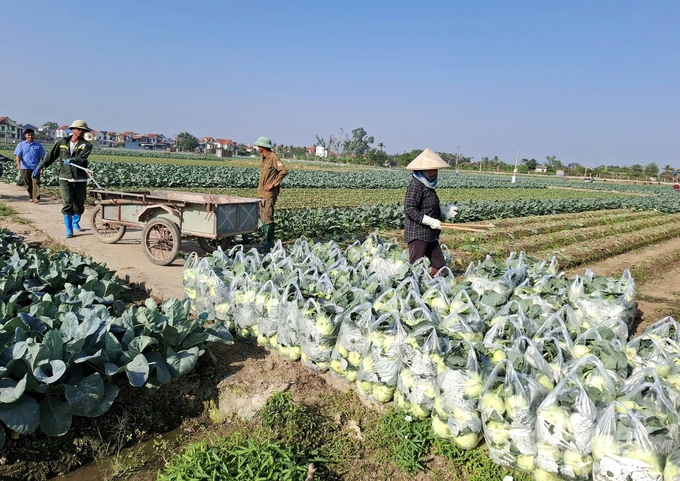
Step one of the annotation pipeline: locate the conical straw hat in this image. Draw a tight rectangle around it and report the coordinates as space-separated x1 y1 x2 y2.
406 148 449 170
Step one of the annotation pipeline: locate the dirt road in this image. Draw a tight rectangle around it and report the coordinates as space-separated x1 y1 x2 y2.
0 183 193 300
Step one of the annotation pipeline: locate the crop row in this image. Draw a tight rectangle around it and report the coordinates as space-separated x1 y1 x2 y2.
274 194 680 241
2 159 668 193
443 215 680 270
448 211 670 250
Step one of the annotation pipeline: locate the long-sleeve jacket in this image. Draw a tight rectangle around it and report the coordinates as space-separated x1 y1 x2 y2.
40 136 92 182
257 151 288 198
404 176 441 243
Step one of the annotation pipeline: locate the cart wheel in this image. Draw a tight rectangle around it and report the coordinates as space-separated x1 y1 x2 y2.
197 236 232 253
90 205 126 244
142 218 181 266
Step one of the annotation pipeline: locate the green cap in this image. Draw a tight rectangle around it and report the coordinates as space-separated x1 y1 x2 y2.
69 120 91 132
254 137 273 149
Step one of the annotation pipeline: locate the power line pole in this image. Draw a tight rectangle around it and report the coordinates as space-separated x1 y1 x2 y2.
456 146 460 175
511 151 520 183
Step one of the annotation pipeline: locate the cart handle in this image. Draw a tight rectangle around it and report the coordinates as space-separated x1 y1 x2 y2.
70 163 104 190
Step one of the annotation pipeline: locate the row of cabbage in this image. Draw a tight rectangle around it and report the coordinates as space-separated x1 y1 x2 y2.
273 195 680 241
2 155 670 194
0 160 586 190
0 229 233 449
184 235 680 481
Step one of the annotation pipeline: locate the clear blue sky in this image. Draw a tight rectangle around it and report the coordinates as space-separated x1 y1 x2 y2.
2 0 678 167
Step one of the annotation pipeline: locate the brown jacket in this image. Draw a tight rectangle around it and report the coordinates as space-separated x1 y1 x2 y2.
257 150 288 198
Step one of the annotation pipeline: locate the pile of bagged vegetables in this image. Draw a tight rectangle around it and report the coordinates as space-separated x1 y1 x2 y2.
184 235 680 481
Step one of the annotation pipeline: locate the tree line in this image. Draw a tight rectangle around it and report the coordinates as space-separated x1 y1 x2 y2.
29 123 677 179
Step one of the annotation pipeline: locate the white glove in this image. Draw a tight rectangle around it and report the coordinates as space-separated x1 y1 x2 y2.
422 215 442 230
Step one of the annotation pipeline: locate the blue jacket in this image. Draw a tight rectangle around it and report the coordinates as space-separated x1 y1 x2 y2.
14 140 45 170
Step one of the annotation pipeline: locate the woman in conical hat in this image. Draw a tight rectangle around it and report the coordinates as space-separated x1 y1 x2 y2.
404 148 449 276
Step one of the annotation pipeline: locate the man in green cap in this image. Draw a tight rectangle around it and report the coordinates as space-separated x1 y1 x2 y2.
34 120 93 238
254 136 287 252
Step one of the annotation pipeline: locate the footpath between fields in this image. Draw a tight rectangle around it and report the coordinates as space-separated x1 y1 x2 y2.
0 182 188 300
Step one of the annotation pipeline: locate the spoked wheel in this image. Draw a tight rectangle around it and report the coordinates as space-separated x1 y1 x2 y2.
197 236 232 253
142 218 181 266
90 205 126 244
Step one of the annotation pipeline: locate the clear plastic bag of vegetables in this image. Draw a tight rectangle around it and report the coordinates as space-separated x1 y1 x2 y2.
627 331 680 374
487 300 535 336
432 336 484 450
535 357 604 480
643 316 680 343
400 305 436 331
368 244 411 282
182 252 200 303
329 302 374 383
310 238 343 265
192 256 217 314
438 289 485 340
481 310 533 368
530 272 570 311
623 365 680 412
665 448 680 481
464 255 521 298
479 358 547 470
287 236 311 262
306 272 335 301
534 336 571 385
573 326 629 378
330 284 367 310
206 270 233 328
525 255 560 280
394 324 446 419
357 311 407 403
509 284 555 326
563 355 620 405
614 375 680 455
326 257 353 289
372 287 403 315
505 336 554 392
534 305 581 348
299 298 343 372
361 271 386 299
233 246 263 275
274 281 305 361
568 269 637 330
591 401 667 481
254 280 281 347
231 273 260 340
421 284 450 318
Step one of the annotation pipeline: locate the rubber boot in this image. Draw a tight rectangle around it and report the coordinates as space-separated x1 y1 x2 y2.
266 222 276 248
72 213 82 231
260 223 272 253
64 215 74 238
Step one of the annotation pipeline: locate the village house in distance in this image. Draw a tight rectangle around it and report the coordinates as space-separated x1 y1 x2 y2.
1 115 246 155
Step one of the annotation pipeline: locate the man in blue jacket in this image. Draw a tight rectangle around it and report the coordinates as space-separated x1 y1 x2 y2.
14 128 45 202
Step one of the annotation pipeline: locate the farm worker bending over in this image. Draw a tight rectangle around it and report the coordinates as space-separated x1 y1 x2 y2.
404 148 449 276
254 136 288 252
14 128 45 203
34 120 93 238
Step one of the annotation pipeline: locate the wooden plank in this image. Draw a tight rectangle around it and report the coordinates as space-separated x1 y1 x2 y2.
440 224 488 232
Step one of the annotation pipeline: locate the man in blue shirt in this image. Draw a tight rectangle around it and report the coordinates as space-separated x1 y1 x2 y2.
14 128 46 202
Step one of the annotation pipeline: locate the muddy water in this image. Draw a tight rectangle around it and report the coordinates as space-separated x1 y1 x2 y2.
57 426 185 481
